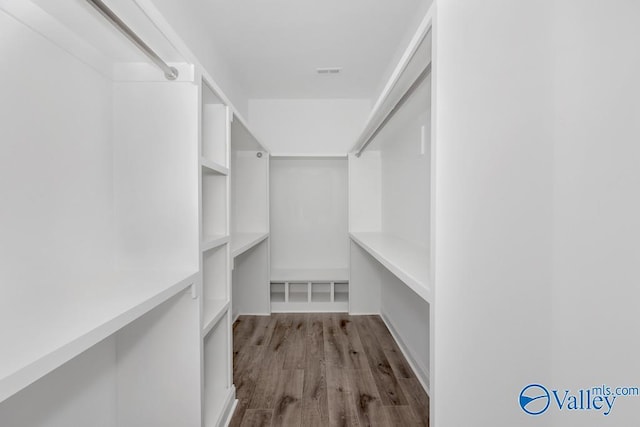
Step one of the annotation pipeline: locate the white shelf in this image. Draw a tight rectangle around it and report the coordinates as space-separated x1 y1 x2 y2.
202 234 229 252
202 299 230 337
270 268 349 282
230 232 269 258
201 157 229 175
0 270 198 403
270 153 348 159
271 301 349 313
349 232 431 303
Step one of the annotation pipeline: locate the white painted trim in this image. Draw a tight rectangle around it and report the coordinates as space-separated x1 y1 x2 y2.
380 311 430 396
234 311 270 317
230 232 269 258
217 387 237 427
350 3 434 154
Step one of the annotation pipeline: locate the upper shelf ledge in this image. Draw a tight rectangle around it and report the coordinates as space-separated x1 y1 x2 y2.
0 269 198 403
230 232 269 259
350 232 431 303
350 4 433 157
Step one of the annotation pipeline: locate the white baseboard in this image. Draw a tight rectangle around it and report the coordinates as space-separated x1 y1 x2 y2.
218 386 237 427
380 311 430 396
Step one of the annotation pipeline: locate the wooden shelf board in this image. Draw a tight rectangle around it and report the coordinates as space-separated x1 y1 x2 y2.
201 234 229 252
349 232 431 303
270 268 349 282
0 270 198 403
201 157 229 175
230 232 269 258
202 299 230 338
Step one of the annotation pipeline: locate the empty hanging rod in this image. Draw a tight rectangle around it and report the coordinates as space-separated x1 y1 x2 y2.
355 62 431 157
86 0 178 80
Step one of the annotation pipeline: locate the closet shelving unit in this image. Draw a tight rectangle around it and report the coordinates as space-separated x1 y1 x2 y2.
0 1 202 425
199 80 236 427
348 7 434 395
270 268 350 312
229 119 270 318
1 0 272 425
269 155 350 312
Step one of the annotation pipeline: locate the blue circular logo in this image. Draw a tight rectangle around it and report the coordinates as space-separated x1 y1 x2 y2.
519 384 550 415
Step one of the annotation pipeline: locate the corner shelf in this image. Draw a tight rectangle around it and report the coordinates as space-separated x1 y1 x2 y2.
349 231 431 303
230 232 269 258
202 234 229 252
202 299 230 337
201 157 229 176
0 270 198 403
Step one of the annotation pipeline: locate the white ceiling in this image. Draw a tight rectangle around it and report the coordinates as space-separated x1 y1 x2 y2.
201 0 431 99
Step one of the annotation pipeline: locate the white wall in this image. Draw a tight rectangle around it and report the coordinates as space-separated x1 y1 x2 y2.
435 1 640 426
270 158 348 271
248 99 370 154
433 1 554 426
0 9 114 296
380 78 431 248
551 2 640 425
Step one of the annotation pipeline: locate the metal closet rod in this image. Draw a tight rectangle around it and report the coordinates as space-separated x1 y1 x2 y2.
355 61 432 157
86 0 178 80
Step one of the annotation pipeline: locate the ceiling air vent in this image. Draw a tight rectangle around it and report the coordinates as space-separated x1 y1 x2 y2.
316 67 342 75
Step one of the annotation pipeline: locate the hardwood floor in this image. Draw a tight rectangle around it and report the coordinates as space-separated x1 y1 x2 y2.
230 314 429 427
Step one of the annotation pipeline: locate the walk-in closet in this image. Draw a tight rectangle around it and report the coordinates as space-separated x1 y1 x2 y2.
0 0 433 424
5 0 636 426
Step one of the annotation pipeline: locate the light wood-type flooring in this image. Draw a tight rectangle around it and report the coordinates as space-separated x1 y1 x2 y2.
230 313 429 427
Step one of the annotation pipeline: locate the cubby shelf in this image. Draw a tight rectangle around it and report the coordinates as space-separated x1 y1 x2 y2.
0 270 198 403
230 232 269 258
202 299 230 337
349 232 431 303
269 275 349 313
201 157 229 176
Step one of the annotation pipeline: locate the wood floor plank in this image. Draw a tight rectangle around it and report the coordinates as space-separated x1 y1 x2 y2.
399 378 429 427
231 314 428 427
271 369 304 427
368 316 414 379
234 316 258 353
348 369 388 427
383 406 419 426
302 358 329 427
283 314 308 370
306 314 325 364
323 314 347 368
240 409 273 427
333 314 368 370
230 398 251 427
302 314 330 426
249 315 278 347
353 316 408 406
326 366 360 427
234 345 264 401
266 314 295 357
249 346 285 409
